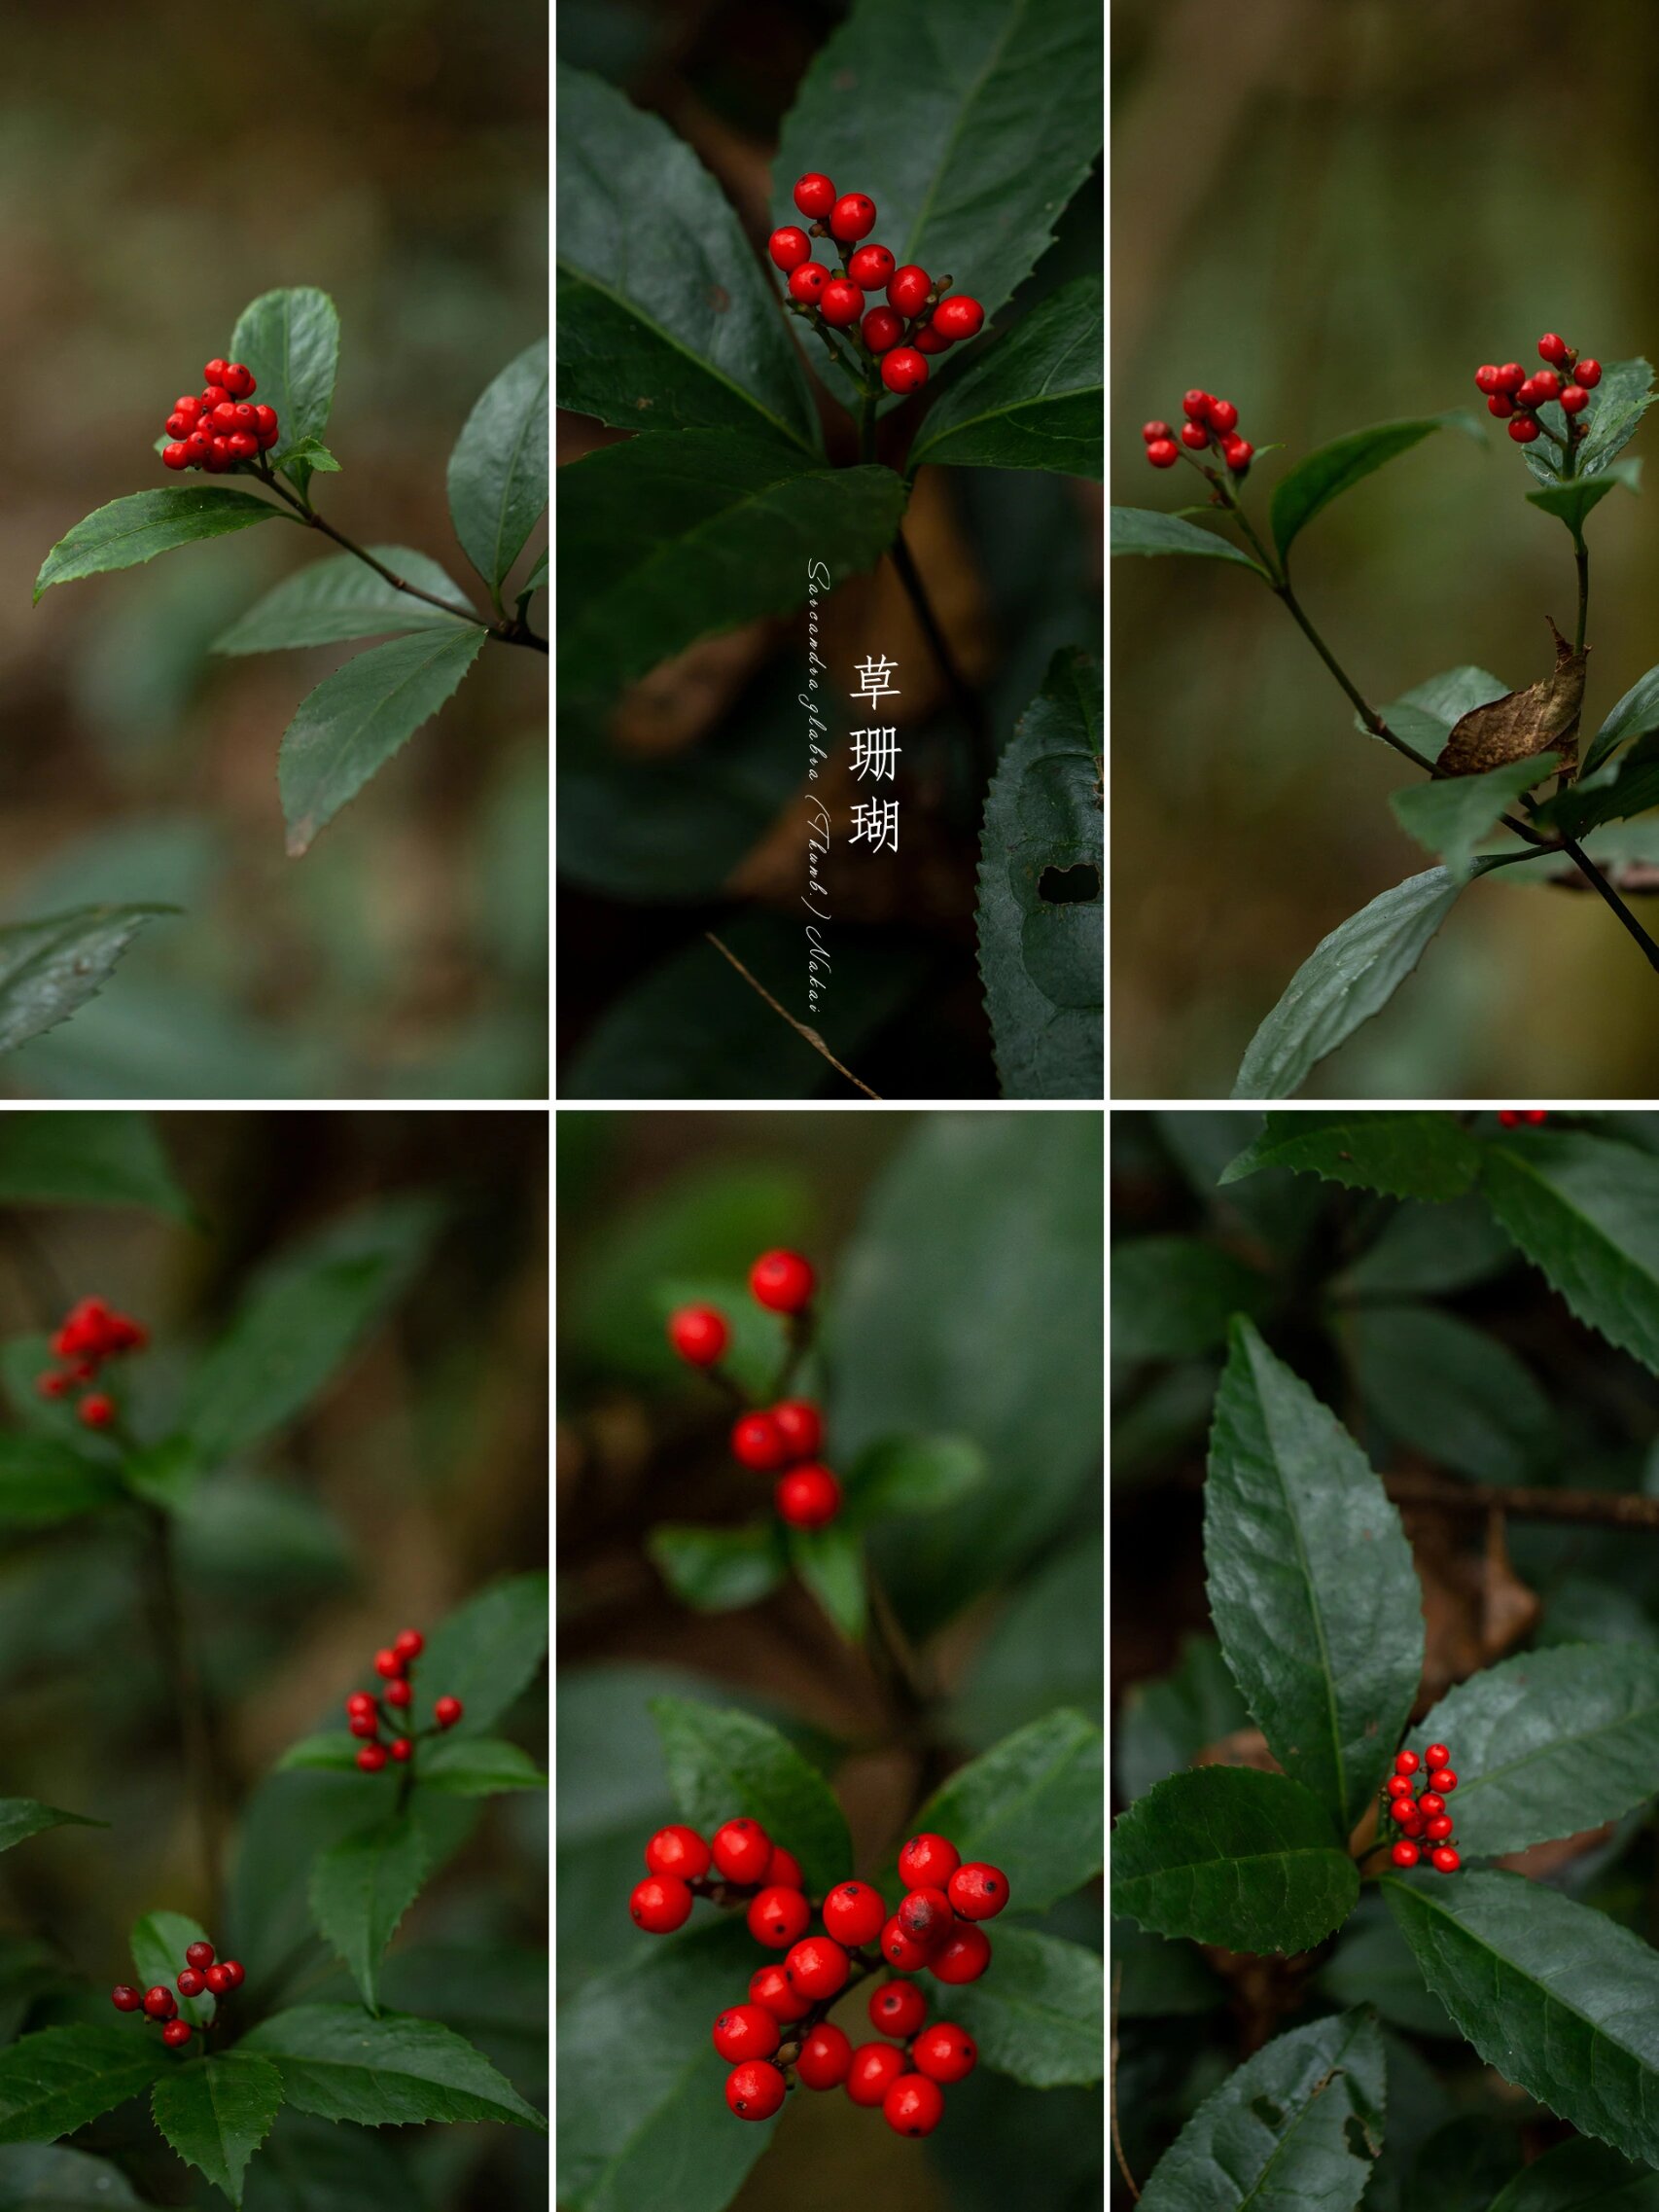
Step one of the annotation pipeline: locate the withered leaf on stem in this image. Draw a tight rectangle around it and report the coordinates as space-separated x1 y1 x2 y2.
1436 616 1587 779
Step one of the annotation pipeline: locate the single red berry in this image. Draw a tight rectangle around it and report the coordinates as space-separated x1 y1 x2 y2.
748 1885 812 1948
899 1836 960 1889
1425 1814 1455 1841
1488 393 1516 419
204 1965 231 1995
1418 1792 1445 1820
731 1411 789 1472
667 1304 728 1366
348 1713 378 1739
385 1678 412 1709
769 1400 823 1459
846 2042 905 2107
1389 1797 1418 1827
750 1249 815 1311
1496 363 1526 393
861 305 903 353
1142 420 1174 443
712 2002 781 2064
161 444 191 471
1429 1767 1457 1795
1425 1744 1450 1769
711 1816 772 1884
912 2022 976 2084
394 1629 424 1661
793 172 836 220
434 1696 463 1729
646 1824 711 1881
848 243 896 289
254 407 280 447
883 2072 944 2138
768 225 812 271
886 266 932 317
80 1395 114 1428
788 263 830 305
1386 1774 1415 1800
1516 375 1547 407
1561 385 1589 414
1509 414 1541 443
1399 1807 1425 1837
630 1874 693 1933
786 1936 850 2000
1533 368 1562 400
222 362 256 397
898 1886 953 1946
1499 1109 1519 1125
1180 422 1210 451
796 2021 853 2090
750 1964 811 2021
1474 365 1502 393
174 395 201 420
111 1984 142 2012
765 1844 804 1889
1146 439 1180 467
1431 1846 1461 1873
231 403 258 432
357 1744 388 1773
220 1961 244 1990
725 2058 787 2122
775 1463 841 1528
930 1925 991 1984
881 1915 935 1972
177 1968 205 1998
823 1879 887 1947
1222 436 1254 471
1207 397 1239 434
820 278 866 329
211 402 240 435
947 1864 1008 1922
374 1648 404 1679
1538 332 1570 365
345 1692 375 1716
187 433 212 462
869 1979 928 2038
390 1738 412 1762
161 2019 193 2049
932 295 984 341
143 1986 177 2019
913 324 953 354
204 358 229 384
165 411 194 440
1391 1840 1420 1868
200 384 229 410
1182 388 1211 419
226 433 259 460
1577 358 1602 387
829 193 876 243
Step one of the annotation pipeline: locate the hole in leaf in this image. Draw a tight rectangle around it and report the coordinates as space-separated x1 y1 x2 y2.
1344 2115 1379 2161
1038 863 1099 905
1251 2097 1284 2129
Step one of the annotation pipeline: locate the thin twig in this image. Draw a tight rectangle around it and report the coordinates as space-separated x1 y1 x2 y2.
1111 1961 1141 2202
704 932 881 1098
1386 1469 1659 1530
142 1507 227 1934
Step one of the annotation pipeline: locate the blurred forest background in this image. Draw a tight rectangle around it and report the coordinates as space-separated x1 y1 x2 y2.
1112 0 1659 1097
4 2 547 1099
0 1109 547 2209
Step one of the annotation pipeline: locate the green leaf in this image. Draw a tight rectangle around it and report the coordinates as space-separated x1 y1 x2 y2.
557 432 906 703
0 2147 147 2207
788 1521 866 1641
976 644 1103 1097
844 1434 987 1521
1221 1109 1481 1200
943 1927 1101 2086
35 489 284 600
274 434 340 477
1337 1193 1516 1300
0 907 174 1056
1271 411 1480 561
645 1520 787 1614
909 277 1102 477
413 1736 546 1799
276 1733 361 1777
212 549 477 653
0 2025 164 2145
1384 1868 1659 2166
1368 664 1510 758
1573 355 1656 480
446 339 548 593
556 65 818 452
0 1111 189 1218
1115 1633 1249 1803
1392 754 1560 881
1408 1645 1659 1856
150 2051 283 2209
1535 730 1659 840
240 2005 544 2130
1345 1302 1557 1483
1525 455 1641 535
0 1437 121 1527
229 288 340 462
1207 1318 1423 1836
1112 1766 1359 1954
1112 1235 1272 1361
649 1698 850 1897
1483 2136 1659 2211
414 1572 548 1735
278 624 488 856
1479 1125 1659 1374
1137 2008 1385 2211
309 1812 431 2013
1317 1896 1453 2037
908 1710 1102 1913
131 1910 216 2030
1582 660 1659 779
1111 506 1264 570
0 1800 105 1857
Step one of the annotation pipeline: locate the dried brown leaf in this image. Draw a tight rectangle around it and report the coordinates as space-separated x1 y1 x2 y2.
1437 616 1586 777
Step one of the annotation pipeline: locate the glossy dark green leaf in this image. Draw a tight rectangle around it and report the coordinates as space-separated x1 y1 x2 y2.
1346 1303 1557 1482
446 339 548 592
0 2026 164 2146
131 1910 216 2030
1484 2136 1659 2211
1572 355 1655 480
1392 754 1560 881
1525 455 1641 535
0 1437 121 1527
1114 1634 1248 1803
908 277 1102 477
1408 1645 1659 1856
1480 1125 1659 1374
150 2051 283 2209
212 549 477 653
0 1800 104 1857
650 1697 850 1897
240 2004 544 2130
944 1927 1101 2086
1138 2008 1385 2211
1221 1109 1481 1200
557 65 818 451
309 1812 430 2013
1582 660 1659 779
557 432 906 703
645 1520 787 1613
1112 1235 1272 1361
845 1433 986 1522
1367 664 1509 758
1112 1766 1358 1954
0 1111 188 1217
787 1521 865 1642
1207 1319 1423 1836
1384 1868 1659 2165
1336 1193 1516 1300
1535 730 1659 839
35 489 285 600
909 1710 1102 1912
229 288 340 464
414 1571 548 1735
1271 412 1480 561
276 1733 361 1777
1111 506 1263 570
278 624 488 856
1316 1895 1454 2037
977 645 1103 1097
0 909 176 1056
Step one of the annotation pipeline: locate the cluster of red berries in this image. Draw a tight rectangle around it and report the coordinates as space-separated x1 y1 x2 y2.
668 1251 840 1531
1386 1742 1462 1873
36 1296 146 1429
1473 335 1602 446
1498 1109 1549 1127
1143 389 1254 476
341 1628 462 1773
159 357 281 474
767 174 985 399
111 1938 243 2049
632 1817 1001 2137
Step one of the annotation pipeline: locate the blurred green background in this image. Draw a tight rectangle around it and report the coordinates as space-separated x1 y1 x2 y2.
0 1109 547 2209
4 2 547 1098
1112 0 1659 1097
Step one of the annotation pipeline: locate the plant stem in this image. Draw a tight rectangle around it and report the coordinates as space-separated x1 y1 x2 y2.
1385 1469 1659 1530
885 527 994 778
143 1508 227 1935
859 387 875 465
1573 530 1590 654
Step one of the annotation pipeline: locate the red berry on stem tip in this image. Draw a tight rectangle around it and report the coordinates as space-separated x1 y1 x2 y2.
881 1915 934 1972
1474 365 1501 393
1496 363 1526 392
80 1395 114 1428
898 1886 953 1946
912 2022 977 2084
884 2073 945 2137
374 1649 403 1679
646 1824 711 1881
797 2022 853 2089
899 1835 960 1889
870 1979 928 2038
1142 420 1174 444
793 172 835 220
357 1743 388 1773
712 2003 781 2064
177 1968 204 1998
1145 439 1180 468
750 1249 815 1311
732 1411 789 1471
1425 1744 1449 1767
829 193 876 243
1561 385 1589 414
111 1984 141 2012
1577 358 1602 386
390 1737 412 1762
204 1965 231 1995
144 1986 177 2019
887 266 932 317
204 358 229 384
725 2058 787 2121
776 1463 841 1528
1391 1840 1420 1868
1207 397 1239 434
1390 1797 1418 1826
789 263 830 304
913 324 953 354
1180 422 1210 451
385 1678 412 1708
227 433 259 460
1425 1814 1454 1841
768 226 811 271
162 444 191 471
711 1816 772 1884
1222 437 1253 472
846 2043 905 2106
434 1696 463 1729
861 306 903 353
220 1961 244 1990
947 1863 1008 1922
848 243 896 289
630 1874 693 1933
162 2019 193 2049
930 1925 991 1983
765 1843 804 1889
747 1885 811 1948
1430 1768 1457 1794
349 1712 378 1738
1538 332 1570 365
750 1963 811 2021
200 385 229 410
1509 415 1541 443
1534 368 1562 400
823 1879 887 1947
668 1304 728 1366
786 1936 850 1999
932 295 984 341
1432 1846 1462 1873
1182 389 1211 419
1488 394 1516 419
769 1399 823 1458
1418 1793 1445 1820
394 1629 423 1661
345 1692 374 1715
820 279 865 329
1386 1774 1414 1800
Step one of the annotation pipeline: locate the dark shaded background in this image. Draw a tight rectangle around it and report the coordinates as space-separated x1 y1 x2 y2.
5 3 547 1099
1113 0 1659 1097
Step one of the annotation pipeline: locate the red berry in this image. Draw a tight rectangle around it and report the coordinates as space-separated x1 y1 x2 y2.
224 362 256 397
144 1986 177 2019
913 325 953 355
1207 398 1239 434
647 1825 711 1881
253 406 279 446
394 1629 424 1661
162 2019 193 2049
899 1836 960 1889
747 1885 812 1948
848 244 896 289
111 1984 141 2012
1431 1846 1461 1873
912 2022 976 2084
174 395 201 420
1516 376 1547 407
161 444 191 471
385 1678 412 1708
765 1844 804 1889
1561 385 1589 414
725 2058 786 2121
1418 1793 1445 1820
1222 437 1253 472
1509 415 1541 443
881 1915 934 1972
1496 363 1526 393
220 1961 244 1990
1430 1768 1457 1794
1533 368 1562 400
434 1696 463 1729
898 1886 953 1946
846 2043 905 2107
829 194 876 243
211 402 240 434
345 1692 375 1716
630 1874 693 1933
947 1863 1008 1922
80 1395 114 1428
793 173 835 220
1538 332 1570 365
177 1968 205 1998
1577 358 1602 387
1182 388 1211 420
1488 394 1516 419
1399 1807 1425 1837
869 1980 928 2038
374 1649 403 1679
883 2072 945 2138
357 1744 388 1773
930 1925 991 1984
390 1738 412 1762
796 2022 853 2090
789 263 830 305
886 266 932 318
1391 1841 1420 1868
1142 420 1174 443
861 306 903 353
769 1400 823 1459
668 1304 728 1366
204 1965 231 1995
769 226 811 272
1386 1774 1414 1801
820 279 865 329
1425 1814 1454 1841
711 1817 771 1885
785 1936 849 1999
750 1250 815 1311
1180 422 1210 451
775 1463 841 1528
1425 1743 1450 1769
750 1963 811 2022
712 2003 781 2064
1474 365 1502 393
1389 1797 1418 1827
932 295 984 341
823 1879 887 1948
200 384 229 411
732 1411 790 1472
204 358 229 384
348 1713 378 1738
1145 439 1180 468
